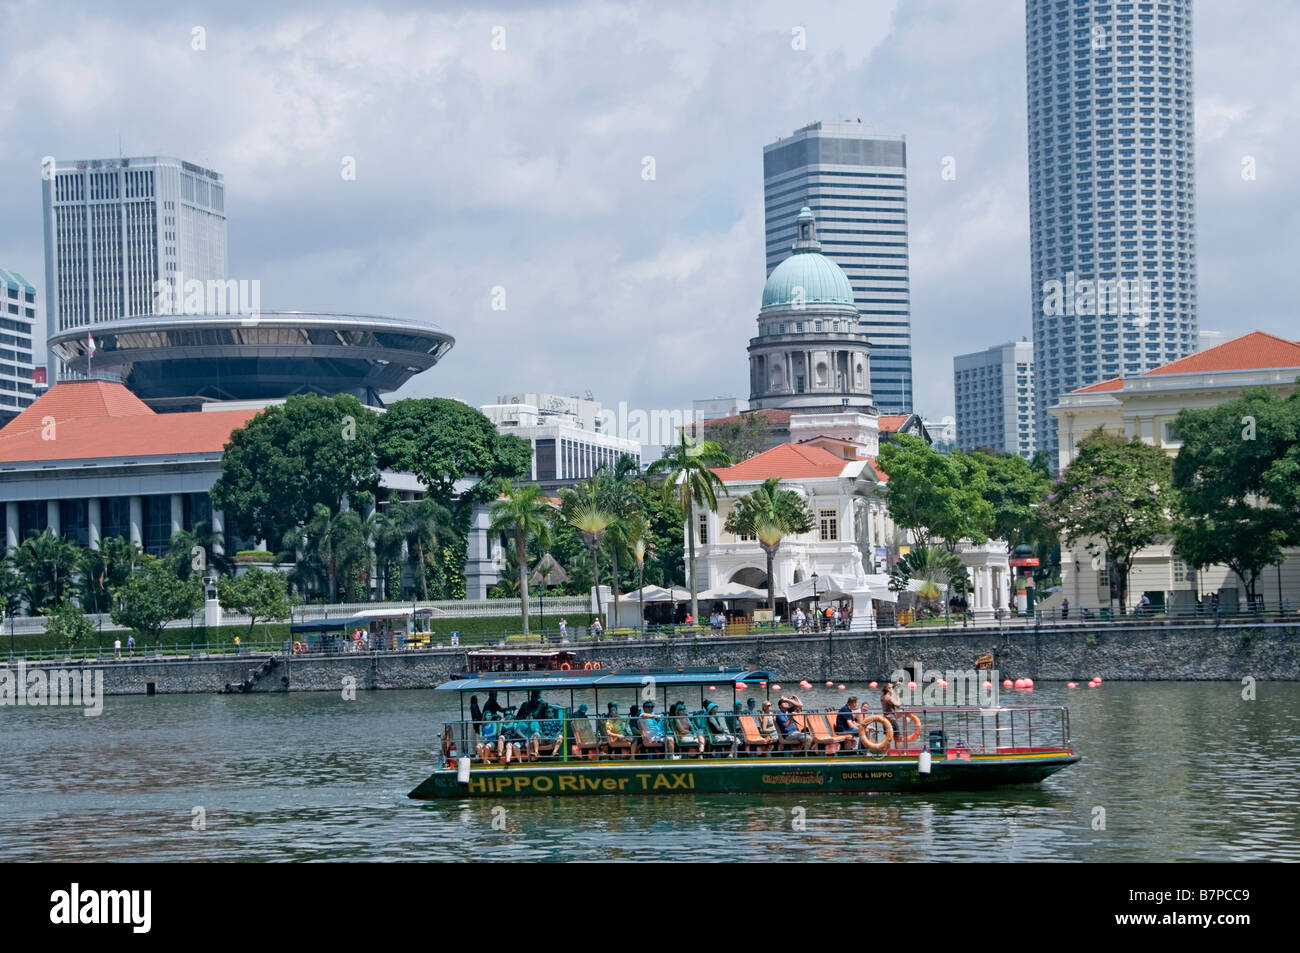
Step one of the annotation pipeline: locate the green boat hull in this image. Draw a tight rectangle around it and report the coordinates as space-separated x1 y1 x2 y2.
407 751 1079 799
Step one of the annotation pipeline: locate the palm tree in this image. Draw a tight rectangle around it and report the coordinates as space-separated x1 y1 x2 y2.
366 498 407 601
623 511 652 631
165 520 231 581
13 530 82 613
489 483 554 637
646 432 731 623
79 536 144 614
723 477 814 623
282 505 369 602
392 497 458 601
560 482 614 622
595 455 642 629
889 546 969 620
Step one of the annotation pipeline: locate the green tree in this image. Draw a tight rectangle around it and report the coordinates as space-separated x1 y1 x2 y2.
489 483 554 636
877 435 993 550
1171 389 1299 603
45 600 95 656
723 477 814 622
970 450 1054 548
1261 388 1300 527
889 546 969 619
79 536 145 614
595 455 644 628
217 567 293 639
365 499 407 601
1042 429 1174 613
281 505 369 603
560 481 615 621
13 530 82 613
623 511 653 630
111 557 203 648
707 413 771 463
646 432 731 622
164 520 231 581
211 394 381 547
390 497 459 601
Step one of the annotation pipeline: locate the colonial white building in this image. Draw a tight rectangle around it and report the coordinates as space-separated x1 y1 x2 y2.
1049 330 1300 611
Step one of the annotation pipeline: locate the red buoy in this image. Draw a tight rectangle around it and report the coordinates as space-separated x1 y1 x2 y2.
1003 679 1013 689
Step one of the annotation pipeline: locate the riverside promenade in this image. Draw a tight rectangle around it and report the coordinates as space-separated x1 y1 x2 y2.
8 617 1298 696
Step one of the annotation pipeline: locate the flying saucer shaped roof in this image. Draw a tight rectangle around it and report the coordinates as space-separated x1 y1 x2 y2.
49 311 455 410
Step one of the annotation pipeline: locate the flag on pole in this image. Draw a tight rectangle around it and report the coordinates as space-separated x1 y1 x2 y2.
87 331 96 356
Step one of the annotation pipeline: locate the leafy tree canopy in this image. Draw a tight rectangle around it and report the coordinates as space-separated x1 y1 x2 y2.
877 435 993 549
211 394 381 545
110 557 202 644
376 398 531 508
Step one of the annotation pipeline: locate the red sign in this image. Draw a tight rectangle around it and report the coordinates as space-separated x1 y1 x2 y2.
1010 557 1039 567
32 366 47 385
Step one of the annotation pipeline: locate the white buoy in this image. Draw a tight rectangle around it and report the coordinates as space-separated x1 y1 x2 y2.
918 748 932 775
457 756 472 785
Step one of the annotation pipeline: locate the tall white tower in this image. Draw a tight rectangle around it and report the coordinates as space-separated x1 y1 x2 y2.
1027 0 1197 456
41 156 228 380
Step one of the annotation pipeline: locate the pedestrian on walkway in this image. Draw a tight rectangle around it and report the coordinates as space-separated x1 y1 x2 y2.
114 638 121 659
127 634 135 657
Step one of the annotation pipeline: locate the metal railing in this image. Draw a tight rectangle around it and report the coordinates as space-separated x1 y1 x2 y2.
440 704 1072 767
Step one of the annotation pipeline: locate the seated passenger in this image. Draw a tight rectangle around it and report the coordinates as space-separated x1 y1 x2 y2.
477 712 502 759
834 696 862 751
604 702 630 741
669 701 705 755
705 701 738 756
638 701 678 758
775 698 813 751
499 711 534 763
759 701 780 742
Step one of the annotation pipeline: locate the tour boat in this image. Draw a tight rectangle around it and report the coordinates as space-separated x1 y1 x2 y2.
407 668 1079 799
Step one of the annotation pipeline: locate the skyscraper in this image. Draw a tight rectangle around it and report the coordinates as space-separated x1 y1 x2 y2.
0 269 38 425
953 339 1036 458
763 121 912 414
41 156 228 380
1027 0 1197 456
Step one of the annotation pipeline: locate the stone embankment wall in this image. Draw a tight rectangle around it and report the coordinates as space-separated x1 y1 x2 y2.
24 620 1298 695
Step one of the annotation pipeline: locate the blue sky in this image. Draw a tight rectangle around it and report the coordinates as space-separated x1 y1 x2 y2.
1 0 1295 423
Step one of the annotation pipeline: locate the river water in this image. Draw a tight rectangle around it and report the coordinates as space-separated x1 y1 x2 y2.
2 681 1296 862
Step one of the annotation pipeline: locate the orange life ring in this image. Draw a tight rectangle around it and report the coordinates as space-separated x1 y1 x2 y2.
860 715 894 753
559 662 572 671
899 712 922 745
582 661 593 670
293 641 303 654
592 661 602 670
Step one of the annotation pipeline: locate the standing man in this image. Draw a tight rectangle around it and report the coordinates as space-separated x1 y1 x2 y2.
558 617 568 641
114 638 122 659
127 634 135 657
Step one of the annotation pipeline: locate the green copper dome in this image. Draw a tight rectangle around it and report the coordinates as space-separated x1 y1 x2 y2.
760 208 856 312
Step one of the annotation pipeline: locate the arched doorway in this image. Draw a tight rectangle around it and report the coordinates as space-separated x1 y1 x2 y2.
729 567 768 589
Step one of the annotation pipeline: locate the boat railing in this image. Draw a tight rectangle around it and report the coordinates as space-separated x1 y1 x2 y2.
440 704 1071 766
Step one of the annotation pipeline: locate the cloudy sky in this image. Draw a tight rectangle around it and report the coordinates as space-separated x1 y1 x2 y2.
1 0 1296 425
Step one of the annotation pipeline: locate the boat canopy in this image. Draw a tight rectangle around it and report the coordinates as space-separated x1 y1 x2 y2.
435 668 772 693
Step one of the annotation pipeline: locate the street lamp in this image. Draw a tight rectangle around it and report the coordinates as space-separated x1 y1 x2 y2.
811 573 820 630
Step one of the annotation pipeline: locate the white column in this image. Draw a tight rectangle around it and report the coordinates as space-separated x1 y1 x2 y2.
4 501 17 552
47 500 60 536
211 508 225 557
170 494 184 537
88 498 102 550
129 496 143 547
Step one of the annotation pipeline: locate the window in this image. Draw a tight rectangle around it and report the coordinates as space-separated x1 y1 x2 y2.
819 509 838 542
1172 557 1192 585
698 513 708 545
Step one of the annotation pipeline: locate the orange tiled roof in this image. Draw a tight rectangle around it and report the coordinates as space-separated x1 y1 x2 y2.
1072 377 1124 393
701 408 792 428
877 414 909 432
1142 331 1300 376
0 380 258 463
1070 331 1300 393
712 442 849 481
